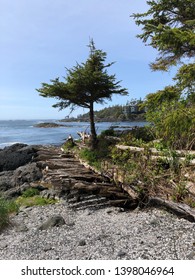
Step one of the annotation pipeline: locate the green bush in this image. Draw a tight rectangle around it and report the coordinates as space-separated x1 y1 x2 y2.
121 126 155 146
62 139 76 151
99 128 115 137
79 148 101 169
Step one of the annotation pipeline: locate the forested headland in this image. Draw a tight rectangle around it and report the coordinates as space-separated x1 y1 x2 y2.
60 101 146 122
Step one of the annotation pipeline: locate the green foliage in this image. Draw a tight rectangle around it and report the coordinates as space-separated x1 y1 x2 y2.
79 148 101 170
37 39 127 149
132 0 195 71
62 140 76 151
0 197 19 230
99 128 115 137
15 188 57 208
172 182 188 202
78 135 115 170
144 90 195 149
132 0 195 150
21 188 40 198
94 105 126 121
110 145 194 205
121 126 155 146
15 196 56 207
76 100 146 122
111 147 133 167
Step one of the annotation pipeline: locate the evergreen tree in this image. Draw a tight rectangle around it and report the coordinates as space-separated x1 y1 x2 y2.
132 0 195 149
37 40 127 149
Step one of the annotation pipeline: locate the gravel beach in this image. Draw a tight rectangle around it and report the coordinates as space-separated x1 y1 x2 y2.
0 202 195 260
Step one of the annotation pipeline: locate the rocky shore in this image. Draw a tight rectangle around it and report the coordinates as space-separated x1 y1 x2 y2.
0 144 195 260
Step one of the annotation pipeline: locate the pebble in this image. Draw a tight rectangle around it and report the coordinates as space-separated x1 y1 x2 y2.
0 202 195 260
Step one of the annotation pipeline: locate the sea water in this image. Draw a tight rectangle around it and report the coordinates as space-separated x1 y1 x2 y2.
0 120 146 148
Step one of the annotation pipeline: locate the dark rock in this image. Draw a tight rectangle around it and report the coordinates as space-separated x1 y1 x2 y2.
40 189 60 200
0 171 14 192
43 245 53 252
11 163 42 186
0 242 8 249
0 144 38 172
2 163 43 199
66 221 75 227
34 122 65 128
117 250 126 257
3 183 31 199
15 223 28 232
187 252 195 259
78 239 86 246
38 215 65 230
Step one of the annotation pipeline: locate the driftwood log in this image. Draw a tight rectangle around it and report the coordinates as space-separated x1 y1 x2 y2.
116 145 195 165
147 197 195 222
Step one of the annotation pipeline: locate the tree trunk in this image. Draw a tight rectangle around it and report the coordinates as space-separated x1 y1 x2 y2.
89 102 97 149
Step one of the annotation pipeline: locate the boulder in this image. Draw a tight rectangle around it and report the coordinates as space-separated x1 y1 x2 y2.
0 162 43 199
11 162 42 186
0 171 14 192
38 215 65 230
0 144 38 172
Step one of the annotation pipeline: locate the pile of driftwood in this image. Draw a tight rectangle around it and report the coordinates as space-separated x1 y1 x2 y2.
77 148 195 222
33 145 195 222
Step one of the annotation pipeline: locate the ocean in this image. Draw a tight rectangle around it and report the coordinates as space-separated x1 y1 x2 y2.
0 120 147 149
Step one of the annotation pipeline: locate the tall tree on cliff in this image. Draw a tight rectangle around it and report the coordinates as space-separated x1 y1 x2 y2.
37 40 127 149
132 0 195 149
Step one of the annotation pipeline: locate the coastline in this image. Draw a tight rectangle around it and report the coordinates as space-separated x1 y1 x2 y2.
0 119 147 149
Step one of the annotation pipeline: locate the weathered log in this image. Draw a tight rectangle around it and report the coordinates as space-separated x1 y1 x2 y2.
116 145 195 165
116 145 195 155
148 197 195 222
121 184 139 200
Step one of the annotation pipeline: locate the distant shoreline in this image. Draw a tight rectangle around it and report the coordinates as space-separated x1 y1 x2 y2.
60 117 146 123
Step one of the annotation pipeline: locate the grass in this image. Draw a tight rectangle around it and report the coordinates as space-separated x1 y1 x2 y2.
15 196 57 207
77 133 117 171
0 188 57 231
16 187 57 207
21 188 40 198
0 197 19 230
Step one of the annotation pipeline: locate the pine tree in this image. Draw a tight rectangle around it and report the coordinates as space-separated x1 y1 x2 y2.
37 40 127 149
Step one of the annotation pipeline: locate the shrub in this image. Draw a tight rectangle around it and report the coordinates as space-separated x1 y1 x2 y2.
121 126 155 146
99 128 115 137
62 139 76 151
79 148 101 170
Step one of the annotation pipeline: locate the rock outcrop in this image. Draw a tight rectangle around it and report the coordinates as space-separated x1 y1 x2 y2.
34 122 68 128
0 143 37 171
0 144 42 198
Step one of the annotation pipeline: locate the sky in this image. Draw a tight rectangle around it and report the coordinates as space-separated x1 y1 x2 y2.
0 0 176 120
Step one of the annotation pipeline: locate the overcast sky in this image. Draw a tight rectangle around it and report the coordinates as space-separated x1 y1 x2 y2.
0 0 175 120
